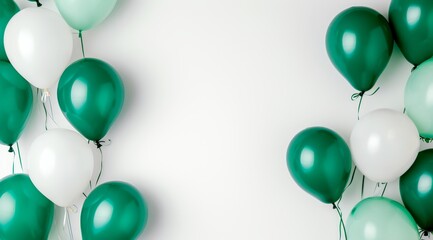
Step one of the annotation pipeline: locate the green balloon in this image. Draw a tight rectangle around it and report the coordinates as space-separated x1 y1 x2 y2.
0 0 19 61
326 7 393 92
400 149 433 231
347 197 419 240
81 182 148 240
287 127 352 204
57 58 124 142
0 61 33 147
389 0 433 66
0 174 54 240
54 0 117 31
404 57 433 138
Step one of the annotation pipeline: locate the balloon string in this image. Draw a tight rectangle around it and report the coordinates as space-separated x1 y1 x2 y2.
16 142 23 172
333 203 347 240
381 183 388 197
351 87 380 120
79 31 86 58
95 143 104 186
8 145 15 174
40 89 58 130
361 175 365 198
65 208 74 240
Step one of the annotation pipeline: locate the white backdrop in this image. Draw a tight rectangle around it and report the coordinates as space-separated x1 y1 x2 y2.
0 0 424 239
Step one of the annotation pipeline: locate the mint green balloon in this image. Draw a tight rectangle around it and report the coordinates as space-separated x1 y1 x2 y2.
54 0 117 31
347 197 419 240
405 57 433 138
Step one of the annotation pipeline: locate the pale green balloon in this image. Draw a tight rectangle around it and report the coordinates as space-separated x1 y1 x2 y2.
405 57 433 138
54 0 117 31
347 197 419 240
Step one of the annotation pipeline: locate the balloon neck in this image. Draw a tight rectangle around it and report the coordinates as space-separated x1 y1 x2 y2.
40 89 50 103
67 205 78 213
8 145 13 153
35 0 42 7
411 65 418 72
421 136 433 143
95 141 102 149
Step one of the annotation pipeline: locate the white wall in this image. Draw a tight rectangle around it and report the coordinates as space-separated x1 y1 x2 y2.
0 0 421 239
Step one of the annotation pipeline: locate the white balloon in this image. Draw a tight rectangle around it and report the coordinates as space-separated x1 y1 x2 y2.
350 109 420 183
4 8 73 89
28 129 94 207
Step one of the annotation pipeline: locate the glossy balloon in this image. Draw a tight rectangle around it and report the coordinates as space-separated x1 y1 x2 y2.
81 182 148 240
0 174 54 240
389 0 433 66
4 7 73 89
350 109 419 182
0 61 32 146
58 58 124 141
0 0 19 61
326 7 393 92
55 0 117 31
347 197 419 240
287 127 352 204
28 129 94 207
400 149 433 231
405 58 433 138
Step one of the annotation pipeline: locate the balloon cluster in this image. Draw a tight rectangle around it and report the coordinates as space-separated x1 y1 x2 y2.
287 1 433 239
0 1 148 239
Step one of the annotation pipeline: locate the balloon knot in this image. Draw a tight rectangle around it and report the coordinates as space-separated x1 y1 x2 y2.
420 136 433 143
412 65 418 72
332 203 337 209
8 146 13 153
95 141 103 149
35 0 42 7
94 139 111 148
351 91 365 101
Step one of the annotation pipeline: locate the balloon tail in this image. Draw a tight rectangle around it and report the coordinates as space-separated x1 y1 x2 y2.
9 145 15 174
40 89 58 130
420 136 433 143
79 31 86 58
333 203 347 240
381 183 388 197
96 145 104 186
361 175 365 198
64 208 74 240
16 142 23 172
35 0 42 7
351 87 380 120
403 107 406 114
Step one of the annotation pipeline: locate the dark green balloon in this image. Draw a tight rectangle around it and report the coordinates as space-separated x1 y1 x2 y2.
81 182 148 240
400 149 433 231
0 174 54 240
0 0 19 61
287 127 352 204
326 7 393 92
389 0 433 66
0 61 33 146
57 58 124 142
